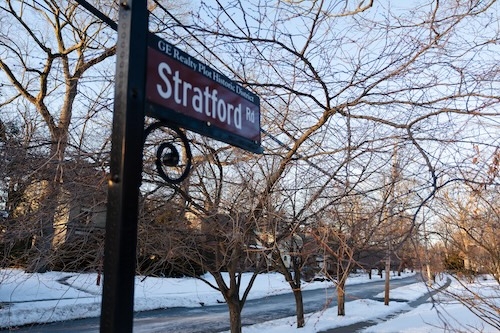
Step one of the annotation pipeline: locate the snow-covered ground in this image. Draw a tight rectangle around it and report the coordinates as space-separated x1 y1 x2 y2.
0 269 498 332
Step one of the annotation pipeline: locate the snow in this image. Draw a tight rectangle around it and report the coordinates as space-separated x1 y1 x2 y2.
0 269 498 332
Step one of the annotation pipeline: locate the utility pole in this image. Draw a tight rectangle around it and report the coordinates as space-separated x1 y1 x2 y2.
422 212 433 286
384 246 391 305
384 143 398 306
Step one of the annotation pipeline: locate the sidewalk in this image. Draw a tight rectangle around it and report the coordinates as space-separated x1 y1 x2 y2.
319 278 452 333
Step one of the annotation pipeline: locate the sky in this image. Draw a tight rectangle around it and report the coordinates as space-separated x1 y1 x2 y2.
0 269 498 332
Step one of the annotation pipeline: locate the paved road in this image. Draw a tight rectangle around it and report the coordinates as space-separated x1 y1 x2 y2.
2 275 420 333
320 276 451 333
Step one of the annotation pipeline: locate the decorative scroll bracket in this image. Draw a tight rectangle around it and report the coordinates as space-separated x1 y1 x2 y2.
144 121 192 184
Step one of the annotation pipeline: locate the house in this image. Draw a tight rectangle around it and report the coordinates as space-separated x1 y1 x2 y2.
4 158 107 246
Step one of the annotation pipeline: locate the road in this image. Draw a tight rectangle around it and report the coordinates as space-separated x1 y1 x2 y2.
3 275 420 333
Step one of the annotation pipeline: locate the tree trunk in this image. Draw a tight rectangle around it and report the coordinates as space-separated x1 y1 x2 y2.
275 250 305 328
293 288 305 327
26 180 58 273
26 184 55 273
213 270 245 333
226 297 243 333
292 256 305 328
27 142 66 273
337 279 346 316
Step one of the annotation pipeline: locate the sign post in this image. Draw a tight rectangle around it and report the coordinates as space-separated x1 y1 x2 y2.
100 1 148 332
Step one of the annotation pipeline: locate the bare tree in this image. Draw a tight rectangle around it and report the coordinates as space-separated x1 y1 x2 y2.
419 145 500 331
151 0 500 327
0 0 117 272
434 148 500 282
138 138 270 333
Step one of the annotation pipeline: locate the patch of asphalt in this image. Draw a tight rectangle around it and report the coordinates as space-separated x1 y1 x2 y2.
318 277 452 333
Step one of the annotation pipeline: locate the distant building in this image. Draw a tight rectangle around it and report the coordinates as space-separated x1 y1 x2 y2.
7 159 108 246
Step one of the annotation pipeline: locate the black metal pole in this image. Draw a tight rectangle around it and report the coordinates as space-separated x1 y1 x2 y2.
100 1 148 332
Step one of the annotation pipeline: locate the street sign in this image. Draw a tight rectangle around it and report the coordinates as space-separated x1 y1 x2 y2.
146 34 262 153
72 1 264 331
